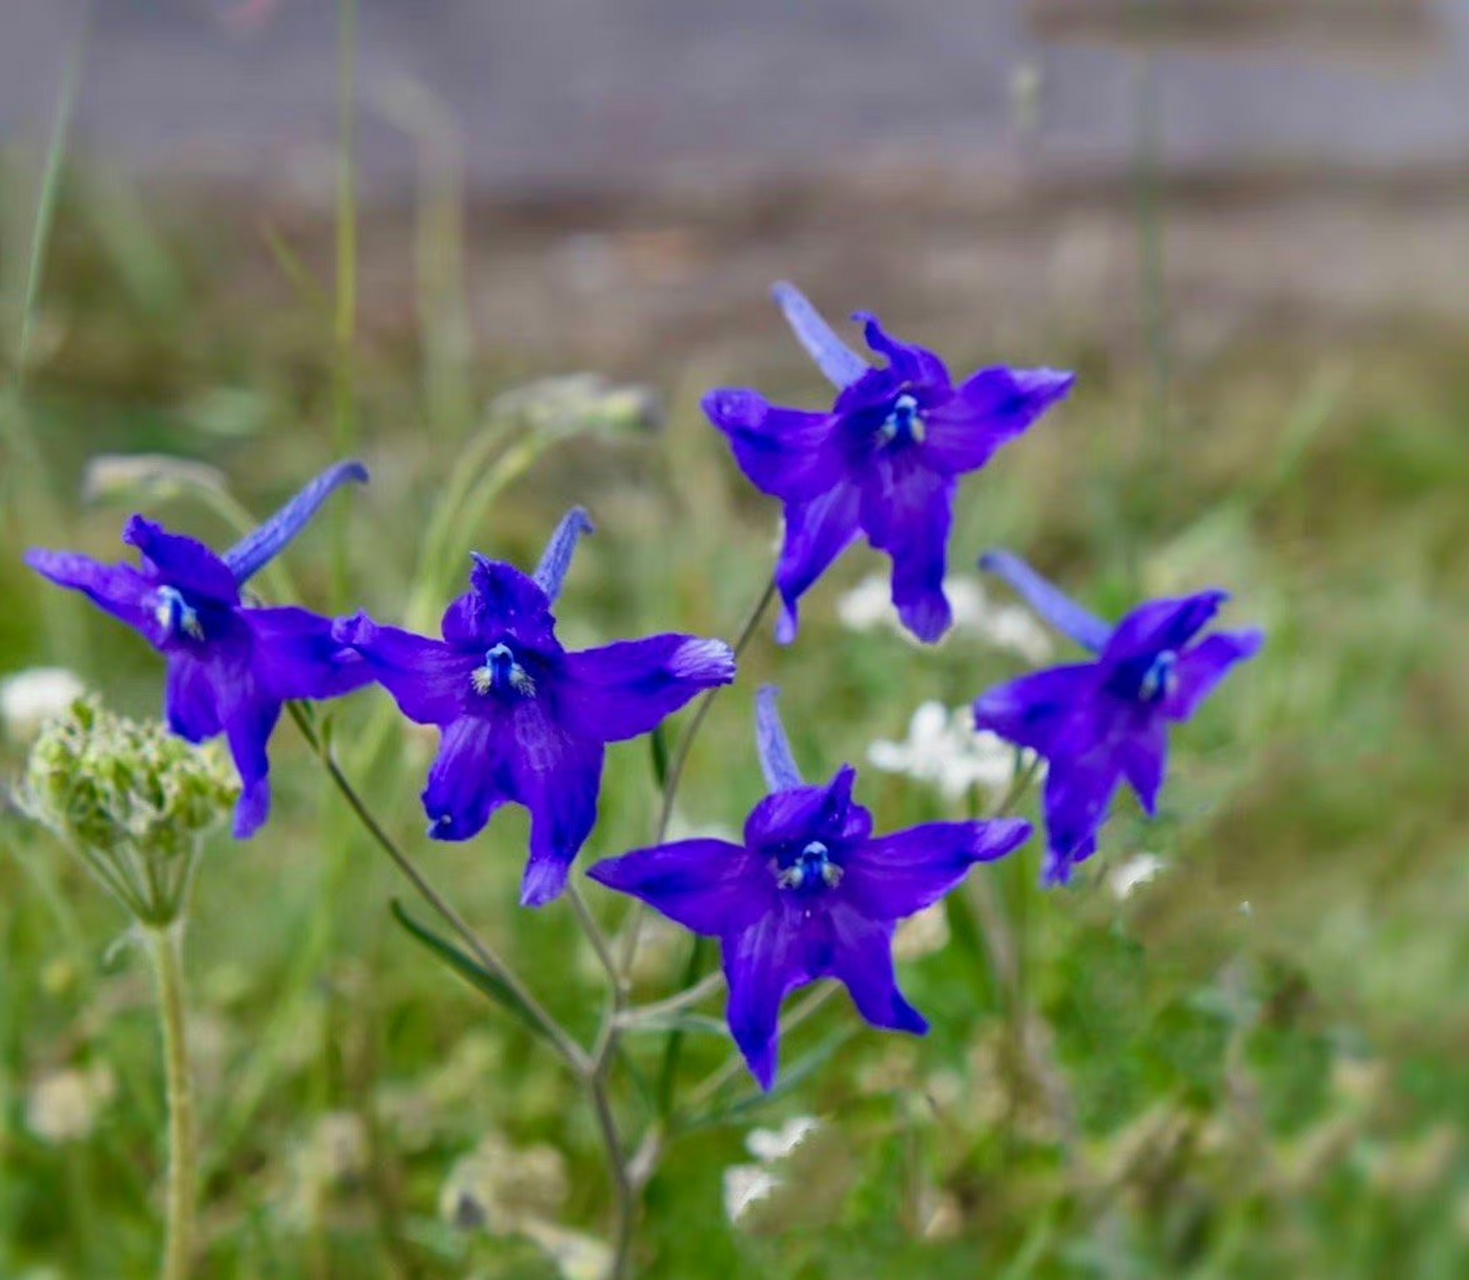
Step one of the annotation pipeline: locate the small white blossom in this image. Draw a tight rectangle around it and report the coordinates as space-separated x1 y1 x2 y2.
836 573 1054 664
723 1164 780 1225
1 667 85 745
25 1064 115 1145
1108 853 1166 900
893 901 952 961
868 702 1036 805
746 1116 820 1162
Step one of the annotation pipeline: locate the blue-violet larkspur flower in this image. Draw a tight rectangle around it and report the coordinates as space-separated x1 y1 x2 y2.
25 462 372 837
973 551 1264 886
335 509 736 907
703 282 1075 644
589 687 1032 1089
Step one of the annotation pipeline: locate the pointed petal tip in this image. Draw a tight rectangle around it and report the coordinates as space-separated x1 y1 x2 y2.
669 637 736 684
1015 367 1077 402
519 857 571 908
1236 627 1266 658
982 817 1034 861
896 591 953 645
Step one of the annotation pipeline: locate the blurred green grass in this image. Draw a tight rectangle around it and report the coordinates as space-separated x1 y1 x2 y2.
1 147 1468 1280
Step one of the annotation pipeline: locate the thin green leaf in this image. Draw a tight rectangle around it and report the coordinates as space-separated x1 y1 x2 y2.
389 900 552 1047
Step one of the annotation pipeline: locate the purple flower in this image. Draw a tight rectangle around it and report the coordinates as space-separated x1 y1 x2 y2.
335 509 737 908
25 462 372 838
973 551 1264 886
703 283 1075 645
588 687 1031 1090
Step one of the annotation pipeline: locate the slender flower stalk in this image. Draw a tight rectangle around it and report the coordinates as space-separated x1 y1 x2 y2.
144 923 198 1280
286 702 590 1075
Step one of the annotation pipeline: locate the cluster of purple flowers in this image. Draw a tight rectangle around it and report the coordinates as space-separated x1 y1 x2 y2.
28 284 1260 1089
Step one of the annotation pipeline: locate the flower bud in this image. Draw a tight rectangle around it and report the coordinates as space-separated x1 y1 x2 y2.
18 696 238 923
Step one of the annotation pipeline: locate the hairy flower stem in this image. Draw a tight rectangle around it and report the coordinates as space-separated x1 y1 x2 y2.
288 703 588 1074
143 923 197 1280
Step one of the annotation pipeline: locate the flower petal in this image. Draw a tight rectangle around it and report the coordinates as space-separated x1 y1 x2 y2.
755 685 804 792
973 664 1096 756
123 516 240 603
246 606 371 700
859 455 956 643
214 669 283 839
842 818 1032 920
423 716 511 842
442 558 557 651
828 904 927 1035
1042 755 1123 885
1104 592 1228 667
558 634 735 742
1117 714 1169 816
24 550 165 644
978 551 1112 653
222 460 369 584
532 507 594 602
164 654 221 741
773 482 863 643
744 765 873 851
1165 629 1264 722
771 281 870 389
723 909 809 1091
507 700 605 907
336 613 475 725
855 312 950 388
922 367 1074 475
702 388 844 503
587 838 770 935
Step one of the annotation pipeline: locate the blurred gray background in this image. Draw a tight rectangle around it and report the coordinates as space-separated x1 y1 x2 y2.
4 0 1467 191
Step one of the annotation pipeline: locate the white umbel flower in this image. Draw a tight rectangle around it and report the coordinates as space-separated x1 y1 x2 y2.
868 702 1036 805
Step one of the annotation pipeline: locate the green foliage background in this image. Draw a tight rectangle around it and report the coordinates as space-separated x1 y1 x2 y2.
2 119 1469 1278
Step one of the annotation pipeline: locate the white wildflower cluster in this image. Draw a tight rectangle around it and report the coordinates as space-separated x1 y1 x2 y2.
837 572 1053 664
868 701 1038 806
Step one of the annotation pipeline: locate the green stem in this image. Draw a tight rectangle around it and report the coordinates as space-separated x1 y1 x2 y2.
619 575 778 972
288 703 588 1075
144 923 197 1280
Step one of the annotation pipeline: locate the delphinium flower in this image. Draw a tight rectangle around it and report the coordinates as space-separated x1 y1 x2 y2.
973 551 1264 886
703 282 1075 644
589 687 1032 1089
335 508 736 907
25 462 371 837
